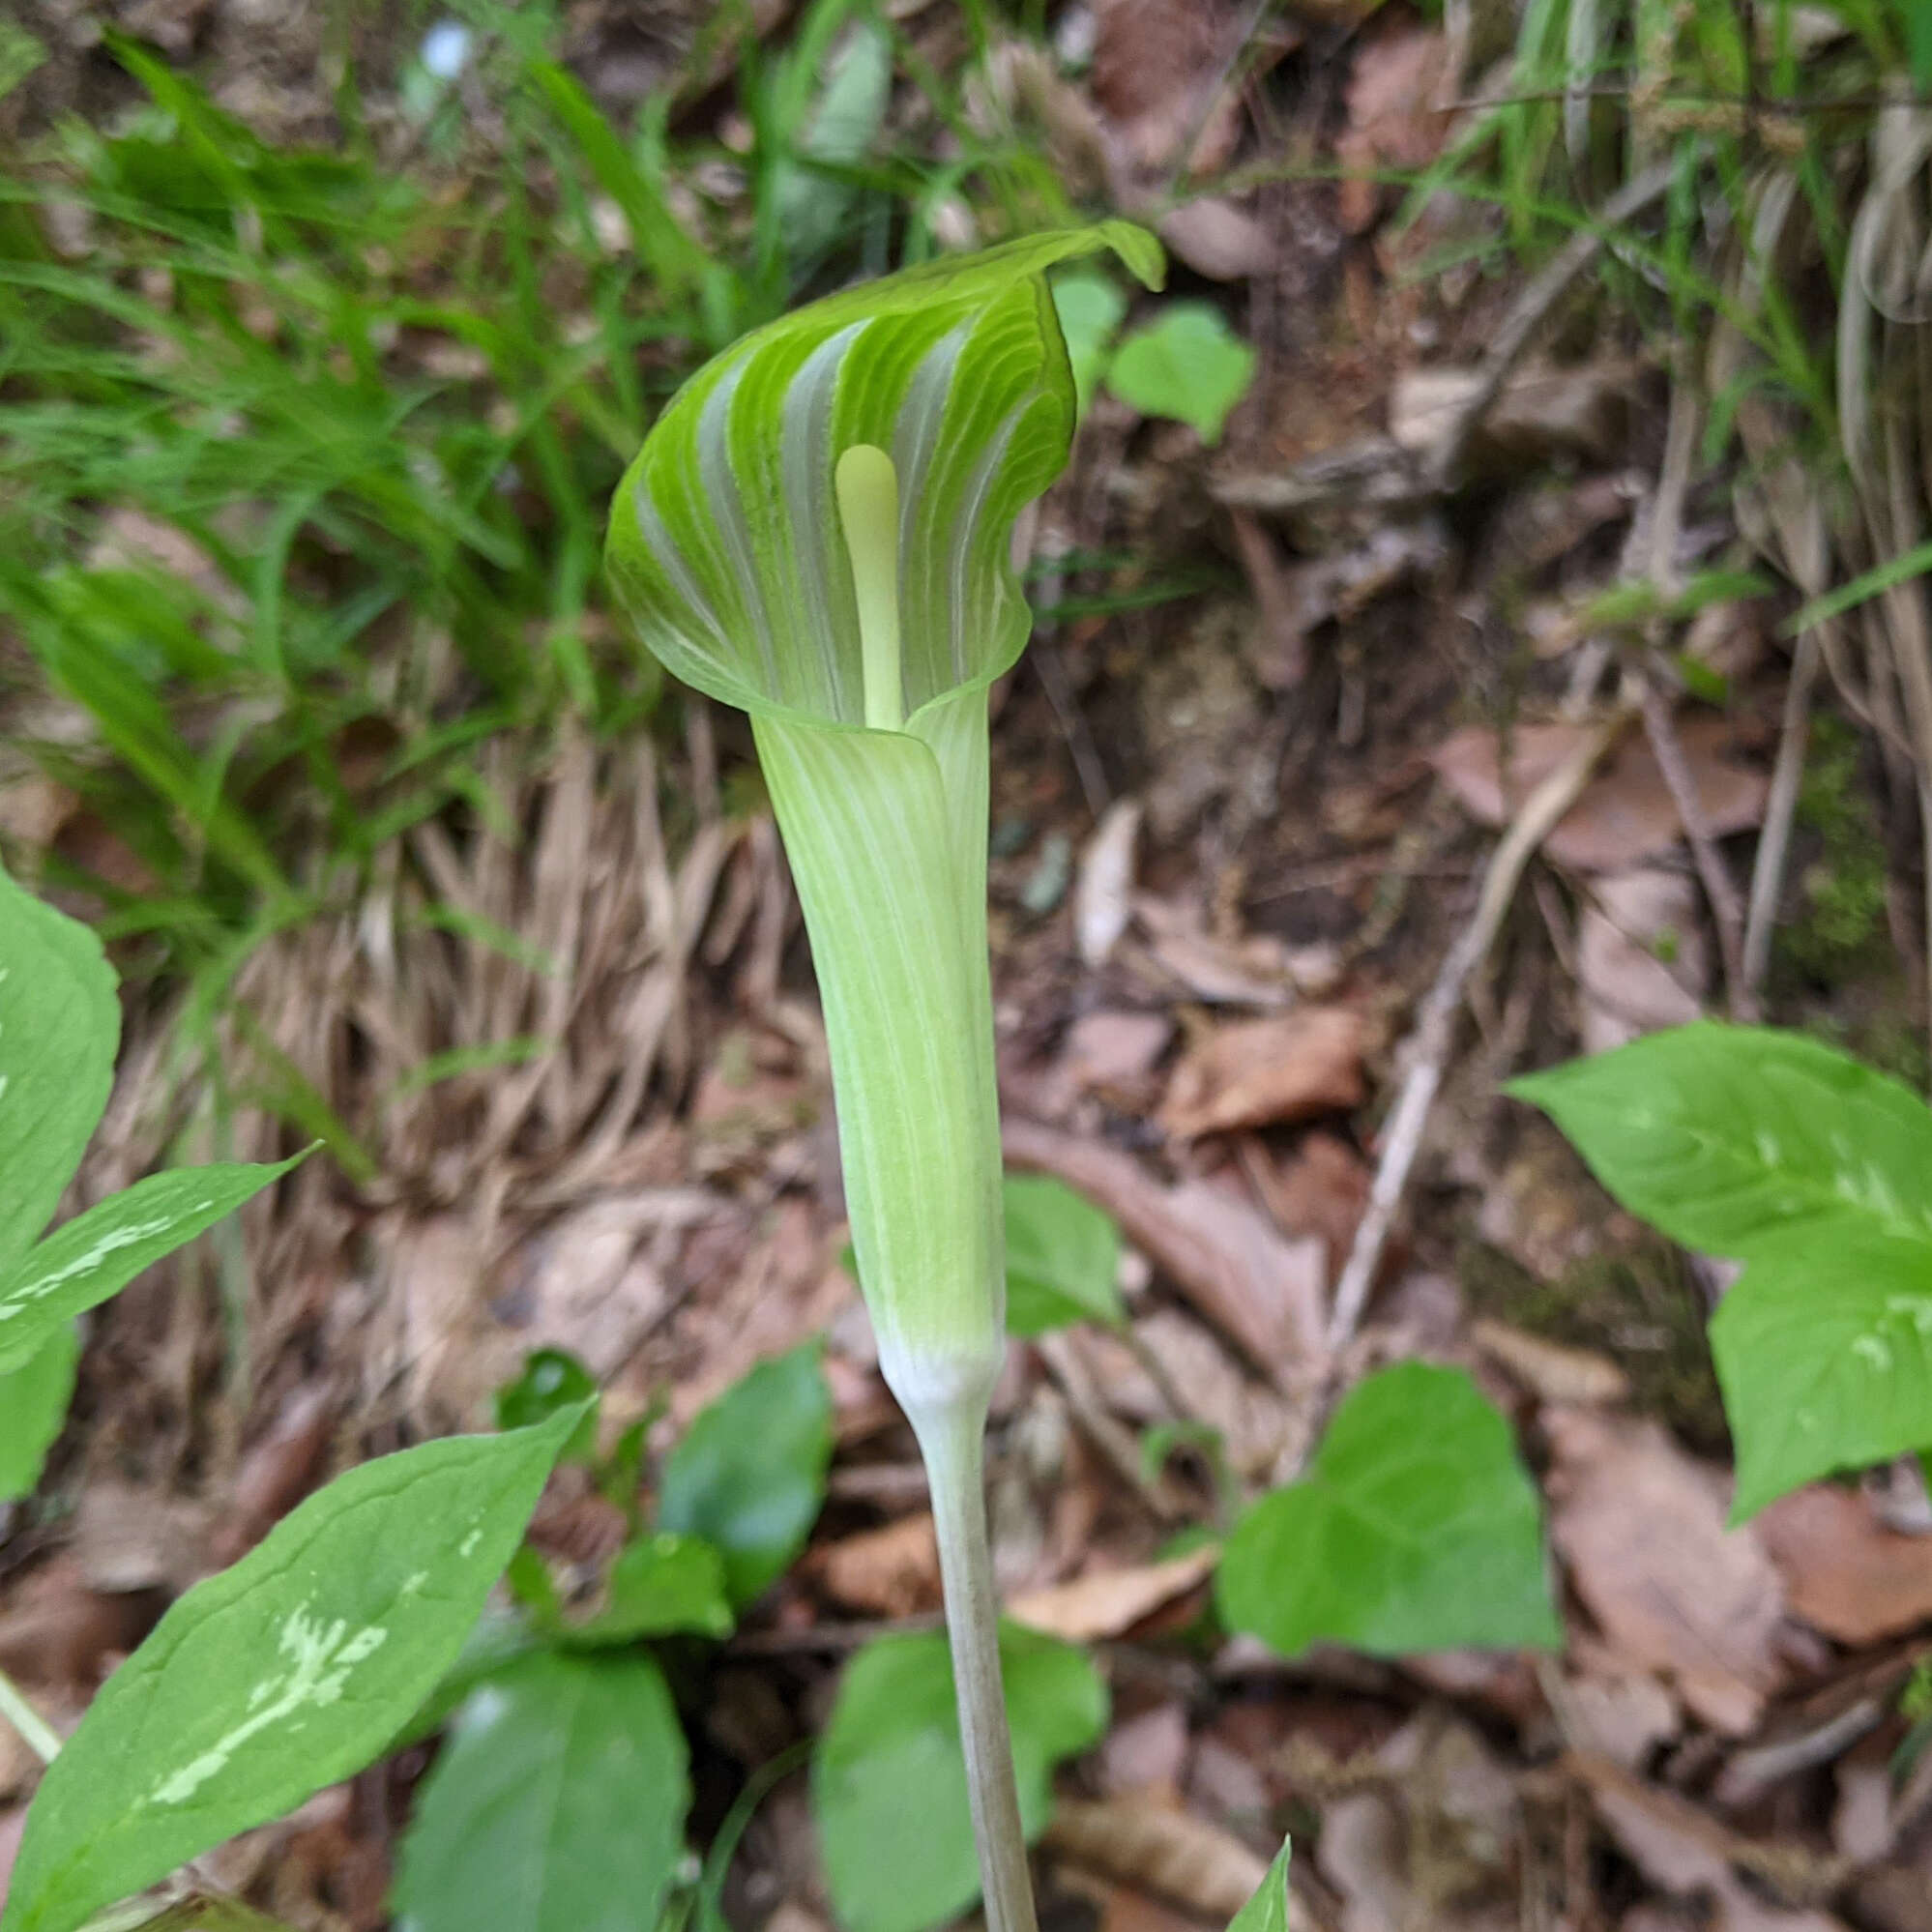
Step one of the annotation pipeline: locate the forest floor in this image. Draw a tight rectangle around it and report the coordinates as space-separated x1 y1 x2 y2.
4 2 1931 1930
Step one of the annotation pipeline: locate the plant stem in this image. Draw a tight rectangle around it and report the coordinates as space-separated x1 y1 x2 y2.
913 1397 1039 1932
0 1663 61 1765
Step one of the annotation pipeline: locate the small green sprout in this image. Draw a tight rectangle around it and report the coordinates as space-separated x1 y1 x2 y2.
607 223 1162 1932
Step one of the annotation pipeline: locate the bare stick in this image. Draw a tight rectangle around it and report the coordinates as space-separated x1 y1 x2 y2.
1639 685 1758 1020
1424 162 1676 489
1743 648 1820 993
0 1664 60 1765
1326 708 1634 1352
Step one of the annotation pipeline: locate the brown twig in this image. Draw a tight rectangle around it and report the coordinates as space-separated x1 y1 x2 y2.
1422 161 1677 490
1638 683 1758 1020
1326 707 1636 1353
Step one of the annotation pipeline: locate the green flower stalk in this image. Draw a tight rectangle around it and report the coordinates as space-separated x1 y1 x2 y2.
607 224 1161 1932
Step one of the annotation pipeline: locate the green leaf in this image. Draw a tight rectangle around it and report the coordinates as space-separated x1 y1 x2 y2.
1226 1839 1292 1932
557 1532 735 1646
1713 1219 1932 1518
0 1323 78 1502
1003 1174 1124 1337
392 1651 690 1932
494 1347 600 1461
1049 272 1127 416
1103 303 1256 446
1511 1024 1932 1518
0 863 120 1277
813 1622 1108 1932
1217 1362 1561 1658
0 1156 306 1374
657 1342 832 1607
0 1408 583 1932
1507 1023 1932 1257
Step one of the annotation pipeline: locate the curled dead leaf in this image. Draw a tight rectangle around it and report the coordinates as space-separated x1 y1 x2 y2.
1004 1117 1327 1373
1471 1317 1630 1406
1430 716 1768 872
1009 1548 1219 1644
1546 1410 1785 1736
1758 1483 1932 1646
1160 1008 1370 1139
1045 1796 1270 1919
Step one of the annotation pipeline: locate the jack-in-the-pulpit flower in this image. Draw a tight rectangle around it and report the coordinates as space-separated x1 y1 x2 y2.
607 223 1161 1932
607 223 1159 1420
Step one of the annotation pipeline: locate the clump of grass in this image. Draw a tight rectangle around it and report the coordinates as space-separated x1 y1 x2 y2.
0 4 1086 1135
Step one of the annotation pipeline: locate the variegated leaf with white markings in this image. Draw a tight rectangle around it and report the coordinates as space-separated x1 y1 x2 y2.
0 1408 584 1932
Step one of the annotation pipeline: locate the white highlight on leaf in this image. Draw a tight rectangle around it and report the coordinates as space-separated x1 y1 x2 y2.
1853 1334 1891 1372
146 1603 389 1806
0 1217 178 1320
458 1528 483 1558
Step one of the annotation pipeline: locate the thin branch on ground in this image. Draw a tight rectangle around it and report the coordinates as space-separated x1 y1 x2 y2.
0 1664 60 1765
1639 682 1758 1020
1423 161 1678 489
1743 627 1822 989
1326 706 1637 1356
1034 1331 1189 1524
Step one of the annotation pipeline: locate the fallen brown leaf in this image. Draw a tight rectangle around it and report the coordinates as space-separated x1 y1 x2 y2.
1471 1317 1630 1406
1100 1701 1192 1798
1546 1410 1785 1736
1391 361 1637 466
1077 801 1143 968
1045 1796 1270 1920
1063 1010 1175 1098
1575 1753 1852 1932
1335 29 1453 231
1429 715 1769 872
1009 1548 1219 1644
1004 1117 1327 1374
1158 200 1276 282
1579 867 1709 1053
1160 1008 1369 1140
1131 895 1295 1007
809 1512 941 1619
210 1382 337 1566
1758 1482 1932 1645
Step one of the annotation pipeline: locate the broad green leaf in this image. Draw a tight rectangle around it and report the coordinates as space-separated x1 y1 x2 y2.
1003 1174 1124 1337
1713 1219 1932 1517
813 1622 1108 1932
557 1532 735 1645
0 1323 77 1502
494 1347 600 1461
1507 1023 1932 1256
0 863 120 1276
392 1652 690 1932
1103 303 1256 446
1226 1839 1292 1932
1049 271 1126 416
0 1407 583 1932
0 1156 305 1374
1217 1362 1561 1658
606 224 1163 732
658 1341 832 1607
1510 1024 1932 1518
